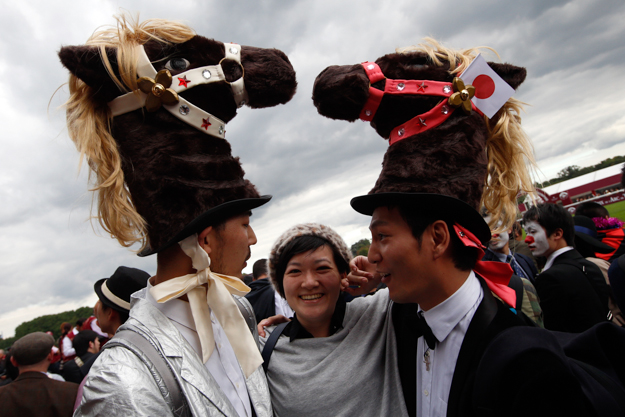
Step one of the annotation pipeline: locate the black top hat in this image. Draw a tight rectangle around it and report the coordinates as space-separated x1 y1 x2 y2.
94 266 150 312
573 215 614 254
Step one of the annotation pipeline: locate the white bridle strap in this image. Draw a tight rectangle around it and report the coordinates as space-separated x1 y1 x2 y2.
107 42 249 139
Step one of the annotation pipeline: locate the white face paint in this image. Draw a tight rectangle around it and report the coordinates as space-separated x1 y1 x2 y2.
488 231 509 252
523 220 550 257
485 215 509 253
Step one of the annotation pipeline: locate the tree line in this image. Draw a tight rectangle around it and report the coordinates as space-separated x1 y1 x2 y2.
0 306 93 350
535 155 625 189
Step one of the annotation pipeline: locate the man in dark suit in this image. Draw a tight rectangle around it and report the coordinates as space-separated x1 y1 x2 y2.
0 332 78 417
61 330 100 383
523 203 610 332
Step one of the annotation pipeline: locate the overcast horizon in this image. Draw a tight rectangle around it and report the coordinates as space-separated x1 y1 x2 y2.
1 0 624 338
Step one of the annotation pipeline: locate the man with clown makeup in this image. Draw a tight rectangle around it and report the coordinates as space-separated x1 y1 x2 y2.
522 203 610 332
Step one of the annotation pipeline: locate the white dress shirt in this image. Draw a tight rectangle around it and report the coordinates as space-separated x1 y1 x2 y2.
543 246 574 271
61 335 75 357
146 280 252 417
417 271 483 417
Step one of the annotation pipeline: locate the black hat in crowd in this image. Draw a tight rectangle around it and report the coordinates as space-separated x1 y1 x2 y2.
94 266 150 313
573 215 614 254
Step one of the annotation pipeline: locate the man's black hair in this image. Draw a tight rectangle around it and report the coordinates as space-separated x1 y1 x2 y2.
72 330 99 358
575 202 609 219
253 259 268 280
396 205 478 271
522 203 575 247
275 235 350 297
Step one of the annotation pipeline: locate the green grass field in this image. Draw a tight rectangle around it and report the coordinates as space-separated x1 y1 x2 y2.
605 200 625 221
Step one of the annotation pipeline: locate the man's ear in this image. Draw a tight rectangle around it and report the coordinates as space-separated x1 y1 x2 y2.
10 356 18 367
551 228 564 241
198 226 214 254
430 220 451 259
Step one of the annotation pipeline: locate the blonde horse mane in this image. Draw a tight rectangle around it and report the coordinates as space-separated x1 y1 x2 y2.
397 37 537 232
63 14 195 250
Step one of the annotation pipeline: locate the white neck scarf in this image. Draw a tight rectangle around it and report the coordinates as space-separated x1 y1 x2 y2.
149 234 262 378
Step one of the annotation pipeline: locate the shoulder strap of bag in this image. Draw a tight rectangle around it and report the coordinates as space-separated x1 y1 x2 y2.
234 296 256 335
261 322 289 372
105 330 189 417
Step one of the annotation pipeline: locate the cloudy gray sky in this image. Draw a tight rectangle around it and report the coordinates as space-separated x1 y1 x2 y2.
1 0 624 338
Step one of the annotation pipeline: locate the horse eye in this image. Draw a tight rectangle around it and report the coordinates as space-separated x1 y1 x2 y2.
165 58 190 71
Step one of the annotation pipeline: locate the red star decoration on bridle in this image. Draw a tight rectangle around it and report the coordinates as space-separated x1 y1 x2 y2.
201 117 211 130
178 75 191 88
416 81 428 92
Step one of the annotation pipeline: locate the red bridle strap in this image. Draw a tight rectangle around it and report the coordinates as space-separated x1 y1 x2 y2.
359 62 385 121
358 61 484 145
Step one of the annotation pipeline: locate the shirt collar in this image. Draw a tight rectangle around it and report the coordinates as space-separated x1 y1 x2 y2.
146 279 197 332
285 293 347 341
420 271 482 344
543 246 574 271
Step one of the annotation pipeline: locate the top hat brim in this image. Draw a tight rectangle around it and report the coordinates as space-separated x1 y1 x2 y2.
351 192 491 245
94 278 126 313
574 231 615 254
139 195 272 257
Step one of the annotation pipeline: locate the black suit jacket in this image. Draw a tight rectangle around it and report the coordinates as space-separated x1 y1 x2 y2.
0 371 78 417
536 249 609 333
393 276 529 417
245 278 276 324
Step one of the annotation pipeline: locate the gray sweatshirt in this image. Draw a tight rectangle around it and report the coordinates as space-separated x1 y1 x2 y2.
260 289 409 417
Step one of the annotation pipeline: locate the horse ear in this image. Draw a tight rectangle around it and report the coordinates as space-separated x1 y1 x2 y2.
58 45 122 101
312 64 370 121
487 62 527 90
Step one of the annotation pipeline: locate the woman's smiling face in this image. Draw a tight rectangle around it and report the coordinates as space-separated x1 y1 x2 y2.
283 245 344 335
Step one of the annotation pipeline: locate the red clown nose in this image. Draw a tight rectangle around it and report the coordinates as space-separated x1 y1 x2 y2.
525 235 535 245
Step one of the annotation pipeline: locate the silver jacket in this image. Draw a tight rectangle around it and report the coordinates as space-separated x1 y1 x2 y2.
74 289 272 416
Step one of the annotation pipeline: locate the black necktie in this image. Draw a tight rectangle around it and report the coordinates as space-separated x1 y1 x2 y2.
416 311 437 350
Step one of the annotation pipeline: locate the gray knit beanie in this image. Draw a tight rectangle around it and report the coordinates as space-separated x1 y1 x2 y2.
269 223 353 296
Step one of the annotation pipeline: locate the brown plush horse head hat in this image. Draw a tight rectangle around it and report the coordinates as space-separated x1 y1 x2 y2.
59 15 297 255
313 38 535 243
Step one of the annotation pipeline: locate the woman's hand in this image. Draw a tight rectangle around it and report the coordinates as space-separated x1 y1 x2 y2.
258 314 290 337
341 255 382 296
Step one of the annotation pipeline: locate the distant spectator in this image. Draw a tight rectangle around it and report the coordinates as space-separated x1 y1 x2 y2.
62 330 100 384
93 266 149 338
508 221 537 264
574 215 624 326
576 201 625 262
246 258 294 324
0 332 78 417
481 214 542 326
253 258 269 281
523 203 610 332
59 322 75 362
72 319 85 337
